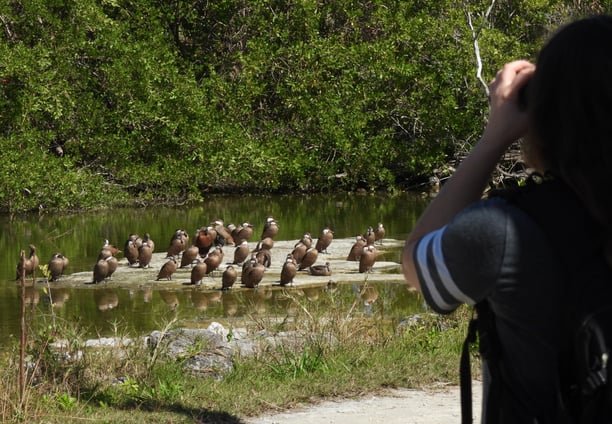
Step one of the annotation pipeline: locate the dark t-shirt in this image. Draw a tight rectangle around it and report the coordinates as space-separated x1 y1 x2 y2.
413 179 612 422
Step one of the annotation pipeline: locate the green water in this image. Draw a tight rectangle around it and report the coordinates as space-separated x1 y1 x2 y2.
0 192 429 346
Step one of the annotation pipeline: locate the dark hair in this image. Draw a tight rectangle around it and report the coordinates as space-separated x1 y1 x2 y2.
529 15 612 231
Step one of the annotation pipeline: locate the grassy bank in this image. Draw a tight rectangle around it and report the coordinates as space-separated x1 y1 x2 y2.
0 286 477 423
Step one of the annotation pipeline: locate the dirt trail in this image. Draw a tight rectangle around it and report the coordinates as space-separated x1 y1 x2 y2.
243 381 482 424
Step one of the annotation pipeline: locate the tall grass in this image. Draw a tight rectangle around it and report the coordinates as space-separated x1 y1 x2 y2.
0 281 476 423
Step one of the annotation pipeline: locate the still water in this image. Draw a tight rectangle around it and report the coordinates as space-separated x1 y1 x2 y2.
0 192 429 347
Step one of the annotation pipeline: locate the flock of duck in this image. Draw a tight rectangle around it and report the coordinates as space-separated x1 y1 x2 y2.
15 218 386 290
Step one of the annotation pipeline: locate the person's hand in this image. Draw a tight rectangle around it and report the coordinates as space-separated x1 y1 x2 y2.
482 60 535 148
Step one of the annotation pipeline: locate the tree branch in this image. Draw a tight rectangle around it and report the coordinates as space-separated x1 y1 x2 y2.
464 0 497 97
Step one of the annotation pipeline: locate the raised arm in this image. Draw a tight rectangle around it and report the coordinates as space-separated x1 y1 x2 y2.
402 60 535 290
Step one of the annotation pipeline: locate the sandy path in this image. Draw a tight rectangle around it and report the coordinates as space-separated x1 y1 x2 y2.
244 381 482 424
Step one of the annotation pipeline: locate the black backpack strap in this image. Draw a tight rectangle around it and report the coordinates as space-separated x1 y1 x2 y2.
460 314 478 423
461 301 502 424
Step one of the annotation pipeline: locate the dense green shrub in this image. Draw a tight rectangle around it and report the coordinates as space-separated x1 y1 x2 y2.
0 0 605 212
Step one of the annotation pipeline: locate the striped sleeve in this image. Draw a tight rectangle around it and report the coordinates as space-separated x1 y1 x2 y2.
412 199 517 314
414 226 475 314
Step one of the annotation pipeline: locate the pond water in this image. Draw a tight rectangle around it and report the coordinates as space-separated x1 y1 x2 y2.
0 192 429 348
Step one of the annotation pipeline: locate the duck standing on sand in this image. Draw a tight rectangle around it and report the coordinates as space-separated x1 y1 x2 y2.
359 245 377 273
180 244 200 268
315 227 334 254
92 256 110 283
157 256 178 281
138 238 153 268
124 234 140 266
48 253 69 281
261 216 279 240
374 222 385 245
190 257 208 285
167 229 186 258
233 240 250 265
280 254 297 286
204 245 224 274
195 226 216 256
234 222 254 245
212 220 235 246
16 244 39 280
100 239 121 259
298 247 319 271
242 258 265 289
222 265 238 290
347 235 367 261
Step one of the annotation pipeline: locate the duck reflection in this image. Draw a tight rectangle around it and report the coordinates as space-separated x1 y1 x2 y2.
302 286 322 302
159 290 179 310
222 292 239 317
190 289 209 312
49 288 70 308
360 285 379 306
243 290 267 315
141 287 153 303
24 286 40 306
94 288 119 311
276 291 299 317
205 290 223 303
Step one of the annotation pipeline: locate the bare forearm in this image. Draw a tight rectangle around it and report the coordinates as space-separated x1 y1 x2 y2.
402 60 535 290
402 137 508 289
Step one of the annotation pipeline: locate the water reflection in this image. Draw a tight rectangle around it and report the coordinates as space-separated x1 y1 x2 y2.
5 281 424 346
94 289 119 311
0 192 429 348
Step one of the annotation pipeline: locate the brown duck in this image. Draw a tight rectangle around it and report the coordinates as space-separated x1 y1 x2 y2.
157 256 178 281
143 233 155 252
315 227 334 254
124 234 140 265
204 245 224 274
374 222 385 245
48 253 69 282
212 220 235 246
364 226 376 245
167 230 186 258
280 254 297 286
242 258 265 289
180 244 200 268
309 261 332 277
359 245 377 273
261 216 279 239
190 258 208 285
222 265 238 290
138 239 153 268
234 222 254 245
106 255 119 280
16 244 39 280
255 248 272 268
92 257 110 283
254 237 274 252
291 241 308 265
347 235 367 261
232 240 250 265
195 226 216 256
297 232 313 249
99 239 121 259
298 247 319 271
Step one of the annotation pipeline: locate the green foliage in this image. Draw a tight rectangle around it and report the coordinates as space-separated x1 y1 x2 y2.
0 0 605 212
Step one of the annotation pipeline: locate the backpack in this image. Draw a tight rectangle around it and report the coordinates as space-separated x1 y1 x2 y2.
460 302 612 423
459 177 612 423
